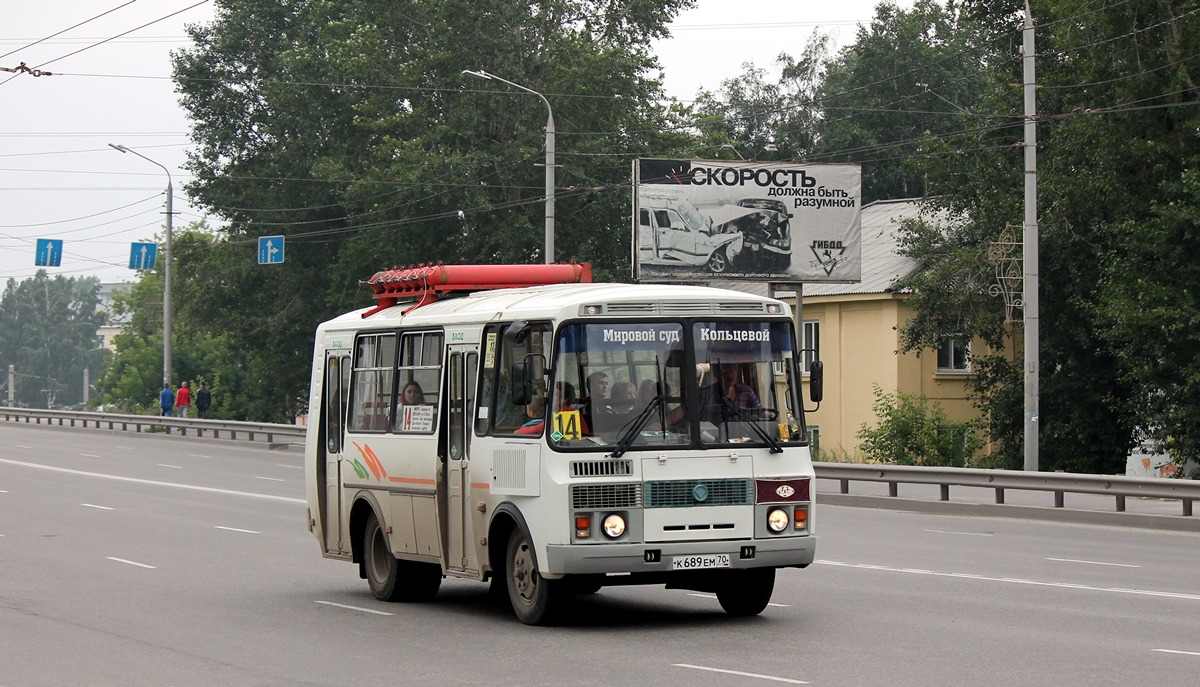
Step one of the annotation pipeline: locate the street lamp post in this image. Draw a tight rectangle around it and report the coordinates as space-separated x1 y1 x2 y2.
108 143 174 386
462 69 554 263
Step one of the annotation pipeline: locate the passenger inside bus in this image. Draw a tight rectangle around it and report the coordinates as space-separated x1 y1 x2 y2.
393 380 427 431
515 395 547 435
610 381 637 414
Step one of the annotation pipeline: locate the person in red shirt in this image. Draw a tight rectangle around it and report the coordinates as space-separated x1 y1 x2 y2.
175 381 192 418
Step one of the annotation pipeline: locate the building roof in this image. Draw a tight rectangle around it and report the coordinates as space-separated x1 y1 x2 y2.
802 198 926 297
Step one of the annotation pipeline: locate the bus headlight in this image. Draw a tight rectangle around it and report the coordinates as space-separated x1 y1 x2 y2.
602 513 626 539
767 508 790 533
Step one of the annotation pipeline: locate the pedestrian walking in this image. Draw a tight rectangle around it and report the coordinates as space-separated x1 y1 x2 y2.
175 381 192 418
159 383 174 417
195 381 211 419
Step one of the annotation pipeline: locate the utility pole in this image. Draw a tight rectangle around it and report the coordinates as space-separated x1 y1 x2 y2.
462 69 555 263
109 144 174 385
1023 2 1040 471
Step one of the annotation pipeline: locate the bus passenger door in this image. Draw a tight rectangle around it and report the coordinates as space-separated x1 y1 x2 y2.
445 348 478 572
321 352 350 555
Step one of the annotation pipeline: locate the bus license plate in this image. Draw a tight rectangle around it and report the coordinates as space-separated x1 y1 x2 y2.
671 553 731 570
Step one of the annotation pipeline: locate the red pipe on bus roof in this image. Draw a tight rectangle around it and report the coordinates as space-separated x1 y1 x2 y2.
361 262 593 317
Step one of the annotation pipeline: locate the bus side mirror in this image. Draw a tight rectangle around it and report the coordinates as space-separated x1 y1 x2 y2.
504 320 530 344
511 362 532 406
808 361 823 403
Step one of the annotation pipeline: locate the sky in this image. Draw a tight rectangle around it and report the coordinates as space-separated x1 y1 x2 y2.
0 0 906 285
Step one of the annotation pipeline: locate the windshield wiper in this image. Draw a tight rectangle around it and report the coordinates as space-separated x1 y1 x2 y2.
610 394 666 458
720 398 783 453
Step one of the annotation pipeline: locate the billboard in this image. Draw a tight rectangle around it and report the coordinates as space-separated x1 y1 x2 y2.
633 159 862 283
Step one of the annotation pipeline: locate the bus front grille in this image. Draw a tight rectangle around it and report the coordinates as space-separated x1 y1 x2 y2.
570 459 633 478
645 479 753 508
571 483 641 509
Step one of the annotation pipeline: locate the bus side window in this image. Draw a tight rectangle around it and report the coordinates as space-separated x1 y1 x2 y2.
393 330 443 433
478 322 552 435
348 332 396 432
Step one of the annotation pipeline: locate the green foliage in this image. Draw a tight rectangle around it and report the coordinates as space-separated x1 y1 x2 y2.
162 0 697 421
0 271 106 408
891 0 1200 473
1098 168 1200 473
98 224 265 420
857 385 983 467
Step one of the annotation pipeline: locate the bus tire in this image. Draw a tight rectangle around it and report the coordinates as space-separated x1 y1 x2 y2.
363 511 442 602
506 528 560 625
716 567 776 617
363 512 403 601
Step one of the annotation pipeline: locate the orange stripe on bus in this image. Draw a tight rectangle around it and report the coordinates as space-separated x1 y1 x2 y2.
386 476 436 485
470 482 491 490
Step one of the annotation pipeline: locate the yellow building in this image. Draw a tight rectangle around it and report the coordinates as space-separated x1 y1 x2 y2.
791 199 997 460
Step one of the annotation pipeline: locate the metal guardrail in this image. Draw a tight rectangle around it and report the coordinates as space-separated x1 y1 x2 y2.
814 462 1199 517
4 407 1196 523
0 406 306 447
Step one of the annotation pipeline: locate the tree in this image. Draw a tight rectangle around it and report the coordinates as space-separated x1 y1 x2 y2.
167 0 700 421
896 0 1200 473
0 271 105 408
857 385 983 467
815 0 992 202
99 224 255 420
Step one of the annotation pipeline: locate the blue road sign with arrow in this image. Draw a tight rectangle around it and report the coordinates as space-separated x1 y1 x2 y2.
258 235 285 265
35 239 63 267
129 242 157 270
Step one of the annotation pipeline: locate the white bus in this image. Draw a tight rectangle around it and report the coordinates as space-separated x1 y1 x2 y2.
304 263 823 624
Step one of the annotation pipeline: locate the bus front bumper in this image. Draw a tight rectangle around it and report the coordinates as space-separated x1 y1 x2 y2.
543 536 815 576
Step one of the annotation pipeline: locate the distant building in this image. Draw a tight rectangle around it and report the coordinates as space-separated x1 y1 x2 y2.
792 199 1006 461
97 282 133 352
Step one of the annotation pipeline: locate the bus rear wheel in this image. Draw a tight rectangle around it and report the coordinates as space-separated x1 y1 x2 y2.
506 528 560 625
715 567 776 617
363 511 442 602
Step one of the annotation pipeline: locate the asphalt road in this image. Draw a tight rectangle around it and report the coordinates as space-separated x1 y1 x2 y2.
2 424 1198 687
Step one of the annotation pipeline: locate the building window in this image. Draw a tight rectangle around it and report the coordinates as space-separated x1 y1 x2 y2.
937 336 970 372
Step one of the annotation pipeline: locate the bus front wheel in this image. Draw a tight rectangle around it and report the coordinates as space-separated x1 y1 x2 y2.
715 567 776 617
506 528 560 625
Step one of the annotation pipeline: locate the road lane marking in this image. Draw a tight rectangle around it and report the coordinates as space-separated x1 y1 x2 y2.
115 446 135 450
1047 557 1140 568
255 476 286 482
81 453 101 458
315 600 393 616
16 445 32 449
686 592 790 607
190 454 211 458
818 560 1200 601
108 557 155 569
924 529 993 536
1154 649 1200 656
215 526 260 534
0 458 304 504
674 664 809 684
277 464 302 469
82 504 114 510
158 464 182 469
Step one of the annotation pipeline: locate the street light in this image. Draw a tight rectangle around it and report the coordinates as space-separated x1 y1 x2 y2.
462 69 555 263
108 143 174 386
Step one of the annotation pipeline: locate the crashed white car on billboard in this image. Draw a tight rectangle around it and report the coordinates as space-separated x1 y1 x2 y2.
633 159 863 283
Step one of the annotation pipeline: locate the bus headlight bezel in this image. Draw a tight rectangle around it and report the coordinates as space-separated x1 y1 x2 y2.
766 507 790 533
602 513 626 539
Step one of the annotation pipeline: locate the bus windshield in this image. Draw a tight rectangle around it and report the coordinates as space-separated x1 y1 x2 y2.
549 320 802 452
